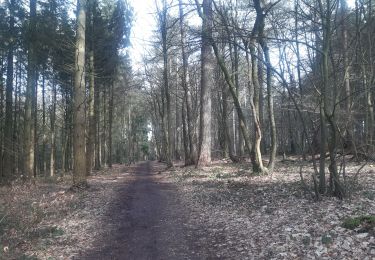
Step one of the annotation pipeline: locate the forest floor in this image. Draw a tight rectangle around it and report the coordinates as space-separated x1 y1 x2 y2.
0 159 374 259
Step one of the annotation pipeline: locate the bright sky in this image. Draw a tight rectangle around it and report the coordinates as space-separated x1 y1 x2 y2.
0 0 357 69
129 0 158 71
128 0 356 70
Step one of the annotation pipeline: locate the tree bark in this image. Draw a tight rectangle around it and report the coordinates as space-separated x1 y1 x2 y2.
86 1 96 175
178 0 198 165
318 0 344 198
73 0 87 187
3 0 16 179
50 78 56 176
161 2 173 167
108 83 114 168
197 0 213 167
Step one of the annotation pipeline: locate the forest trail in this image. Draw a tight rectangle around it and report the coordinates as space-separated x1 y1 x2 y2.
80 161 196 259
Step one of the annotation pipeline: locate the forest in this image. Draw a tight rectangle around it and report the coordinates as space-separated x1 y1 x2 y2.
0 0 374 258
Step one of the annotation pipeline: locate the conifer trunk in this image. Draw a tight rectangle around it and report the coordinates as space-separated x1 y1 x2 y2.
73 0 87 187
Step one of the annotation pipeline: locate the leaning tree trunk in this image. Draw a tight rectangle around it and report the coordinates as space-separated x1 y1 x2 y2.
211 40 253 163
72 0 87 187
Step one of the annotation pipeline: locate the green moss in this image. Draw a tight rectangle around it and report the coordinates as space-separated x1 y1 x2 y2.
359 215 375 223
362 190 375 200
31 226 64 239
342 215 375 230
19 255 38 260
321 233 333 245
342 218 361 229
302 236 311 246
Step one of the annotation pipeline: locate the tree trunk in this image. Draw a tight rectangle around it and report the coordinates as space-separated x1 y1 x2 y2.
261 43 277 171
211 41 254 165
101 88 107 166
319 0 344 198
3 0 16 180
197 0 213 167
94 81 101 170
42 73 47 175
340 0 353 150
50 78 56 176
249 42 268 174
160 3 173 167
86 5 96 174
108 83 114 168
222 81 238 162
178 0 197 165
33 72 38 177
0 53 4 178
72 0 87 187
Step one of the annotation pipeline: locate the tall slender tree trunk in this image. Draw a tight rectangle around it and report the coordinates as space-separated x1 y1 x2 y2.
128 102 133 163
175 77 181 160
108 83 114 168
13 60 19 175
318 0 344 198
101 87 107 166
86 3 96 174
233 40 244 159
263 44 277 171
159 2 173 167
248 42 267 174
3 0 16 179
181 99 189 161
50 78 56 176
72 0 87 187
222 81 237 162
197 0 213 167
0 53 4 178
42 73 47 175
294 0 307 160
94 83 101 169
340 0 353 149
86 49 95 174
33 73 38 177
178 0 197 165
249 0 276 173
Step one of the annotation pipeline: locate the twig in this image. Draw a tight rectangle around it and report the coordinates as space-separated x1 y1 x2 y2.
0 214 7 224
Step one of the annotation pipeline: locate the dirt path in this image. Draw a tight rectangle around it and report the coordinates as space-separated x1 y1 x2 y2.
80 161 197 260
